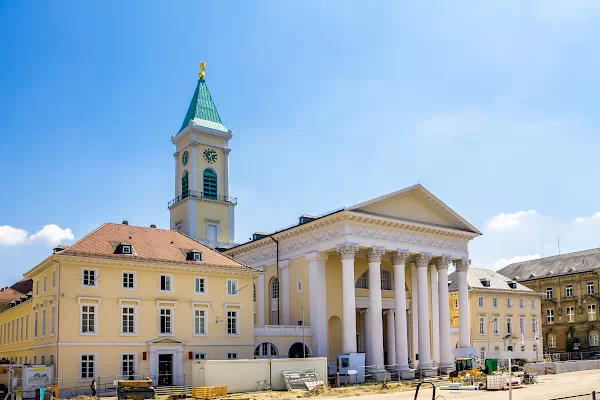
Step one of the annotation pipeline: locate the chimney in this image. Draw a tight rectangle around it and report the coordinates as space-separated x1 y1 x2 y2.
150 224 156 229
122 220 129 225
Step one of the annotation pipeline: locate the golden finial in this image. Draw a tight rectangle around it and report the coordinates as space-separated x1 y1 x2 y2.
198 61 206 79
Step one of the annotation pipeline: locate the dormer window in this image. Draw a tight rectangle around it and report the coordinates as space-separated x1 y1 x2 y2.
122 245 131 254
508 281 517 289
114 242 134 255
186 249 202 262
480 279 491 287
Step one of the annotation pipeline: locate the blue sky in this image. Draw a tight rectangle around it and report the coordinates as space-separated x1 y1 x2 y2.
2 1 600 286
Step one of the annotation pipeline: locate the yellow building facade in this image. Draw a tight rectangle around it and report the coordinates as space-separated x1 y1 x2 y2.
448 267 544 361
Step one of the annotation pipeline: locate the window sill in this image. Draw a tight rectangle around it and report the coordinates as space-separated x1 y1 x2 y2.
81 286 98 289
79 378 94 383
159 290 173 293
193 333 208 337
158 333 174 337
226 294 239 297
195 292 208 295
79 332 98 336
226 334 241 338
122 287 136 291
120 333 138 337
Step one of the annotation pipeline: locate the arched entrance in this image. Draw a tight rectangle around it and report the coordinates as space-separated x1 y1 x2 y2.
288 342 311 358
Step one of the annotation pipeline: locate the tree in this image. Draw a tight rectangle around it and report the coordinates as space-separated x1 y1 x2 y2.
566 326 580 352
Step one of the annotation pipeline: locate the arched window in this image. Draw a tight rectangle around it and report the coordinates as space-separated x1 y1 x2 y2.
254 342 278 358
203 169 217 200
181 170 189 198
270 278 279 325
355 270 394 290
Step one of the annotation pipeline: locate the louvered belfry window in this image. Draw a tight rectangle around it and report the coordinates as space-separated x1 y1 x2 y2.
203 169 217 199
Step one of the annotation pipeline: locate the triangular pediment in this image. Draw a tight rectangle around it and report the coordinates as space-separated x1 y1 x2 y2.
348 184 481 234
148 337 185 344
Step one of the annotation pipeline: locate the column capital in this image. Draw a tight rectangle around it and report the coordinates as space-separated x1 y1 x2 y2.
305 251 329 262
383 309 395 316
390 250 410 266
190 140 198 147
366 247 385 263
279 259 290 270
337 243 359 260
455 258 471 272
435 255 453 271
359 308 370 315
415 253 432 268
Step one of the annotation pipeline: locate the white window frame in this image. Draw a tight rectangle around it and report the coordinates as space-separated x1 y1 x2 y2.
546 287 553 299
506 316 513 335
194 352 208 360
226 352 240 360
25 314 28 341
566 285 573 297
225 305 241 337
122 271 136 290
158 303 176 336
195 277 207 294
122 245 132 254
79 353 97 382
120 300 140 336
567 306 575 323
297 281 302 292
590 334 600 347
206 221 220 243
531 316 537 334
227 279 239 296
549 335 557 348
43 275 47 293
78 297 101 336
479 316 486 335
33 309 38 339
159 274 173 292
547 309 555 324
588 304 597 321
478 297 484 308
492 297 498 308
52 269 56 289
531 299 536 309
35 280 39 296
193 252 201 261
41 307 47 338
81 268 98 288
519 298 524 309
493 316 500 335
192 302 210 336
506 297 512 308
121 353 136 378
588 282 595 295
50 304 55 336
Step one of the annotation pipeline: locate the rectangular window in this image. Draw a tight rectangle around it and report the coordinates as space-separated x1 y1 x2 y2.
160 275 172 292
532 316 537 333
380 270 392 290
80 354 96 380
519 298 524 309
52 270 56 288
50 305 55 336
227 352 239 360
194 352 208 360
82 269 97 287
121 354 135 377
41 356 45 365
159 309 172 335
566 285 573 297
531 299 536 309
195 278 206 294
36 281 39 296
549 336 556 348
519 316 525 335
34 311 38 338
479 316 486 335
492 297 498 308
207 223 218 242
43 276 47 292
588 282 595 295
506 317 513 335
297 281 302 292
81 305 96 333
122 307 136 334
194 310 207 335
546 287 553 299
506 297 512 308
493 316 499 335
122 273 135 289
297 320 304 326
20 317 23 341
588 305 597 321
15 319 19 342
547 309 555 324
478 297 484 307
590 335 600 347
33 355 37 365
567 306 575 323
25 314 28 340
227 310 239 336
453 298 459 309
227 279 238 296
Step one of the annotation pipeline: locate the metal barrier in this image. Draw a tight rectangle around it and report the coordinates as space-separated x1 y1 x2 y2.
545 352 600 362
549 392 597 400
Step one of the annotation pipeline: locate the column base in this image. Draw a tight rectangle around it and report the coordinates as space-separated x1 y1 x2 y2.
417 367 438 378
367 366 390 382
439 365 455 375
399 369 416 380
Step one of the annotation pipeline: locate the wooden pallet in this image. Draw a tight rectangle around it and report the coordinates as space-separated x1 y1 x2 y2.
192 386 228 399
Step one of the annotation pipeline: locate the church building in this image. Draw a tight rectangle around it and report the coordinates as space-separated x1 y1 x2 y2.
168 65 482 377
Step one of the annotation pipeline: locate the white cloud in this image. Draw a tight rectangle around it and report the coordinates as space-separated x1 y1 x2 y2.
487 210 537 230
593 212 600 219
0 224 74 247
28 225 74 246
0 226 29 246
493 254 541 270
575 217 587 223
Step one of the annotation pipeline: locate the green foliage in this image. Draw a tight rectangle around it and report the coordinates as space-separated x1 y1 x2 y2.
566 326 580 352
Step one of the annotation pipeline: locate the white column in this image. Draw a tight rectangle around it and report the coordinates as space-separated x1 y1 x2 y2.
337 243 359 354
257 274 266 325
189 141 197 192
366 247 385 370
174 350 184 385
392 251 410 371
280 260 290 325
173 152 180 199
436 256 454 370
457 258 471 349
416 253 433 370
362 309 371 365
430 264 440 364
385 310 396 366
149 350 158 385
410 263 419 367
307 252 329 358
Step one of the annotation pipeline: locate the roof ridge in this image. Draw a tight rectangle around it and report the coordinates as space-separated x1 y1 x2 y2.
61 222 108 251
508 247 600 266
174 230 254 270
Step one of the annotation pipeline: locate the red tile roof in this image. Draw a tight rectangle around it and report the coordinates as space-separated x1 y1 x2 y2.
0 288 25 303
59 223 253 271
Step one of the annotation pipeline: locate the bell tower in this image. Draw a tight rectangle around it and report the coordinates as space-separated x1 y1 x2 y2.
168 62 236 249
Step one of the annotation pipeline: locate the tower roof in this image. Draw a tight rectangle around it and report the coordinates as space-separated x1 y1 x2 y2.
179 78 228 133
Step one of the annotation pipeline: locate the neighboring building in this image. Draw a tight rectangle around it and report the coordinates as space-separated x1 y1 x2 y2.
448 268 543 361
498 249 600 353
0 223 268 390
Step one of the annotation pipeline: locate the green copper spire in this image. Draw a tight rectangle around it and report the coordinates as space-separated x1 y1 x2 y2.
179 77 227 133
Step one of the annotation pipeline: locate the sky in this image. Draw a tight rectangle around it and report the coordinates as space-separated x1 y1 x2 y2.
1 1 600 286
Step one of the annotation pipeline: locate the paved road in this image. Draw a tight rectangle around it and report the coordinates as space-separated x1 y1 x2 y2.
323 369 600 400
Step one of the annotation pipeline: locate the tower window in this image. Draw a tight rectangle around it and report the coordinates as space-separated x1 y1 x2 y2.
203 169 217 200
182 170 189 198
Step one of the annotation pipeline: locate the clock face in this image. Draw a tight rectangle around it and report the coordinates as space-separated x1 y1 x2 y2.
181 151 189 165
204 148 218 164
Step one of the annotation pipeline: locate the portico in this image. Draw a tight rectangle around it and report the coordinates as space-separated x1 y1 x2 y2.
225 184 481 378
